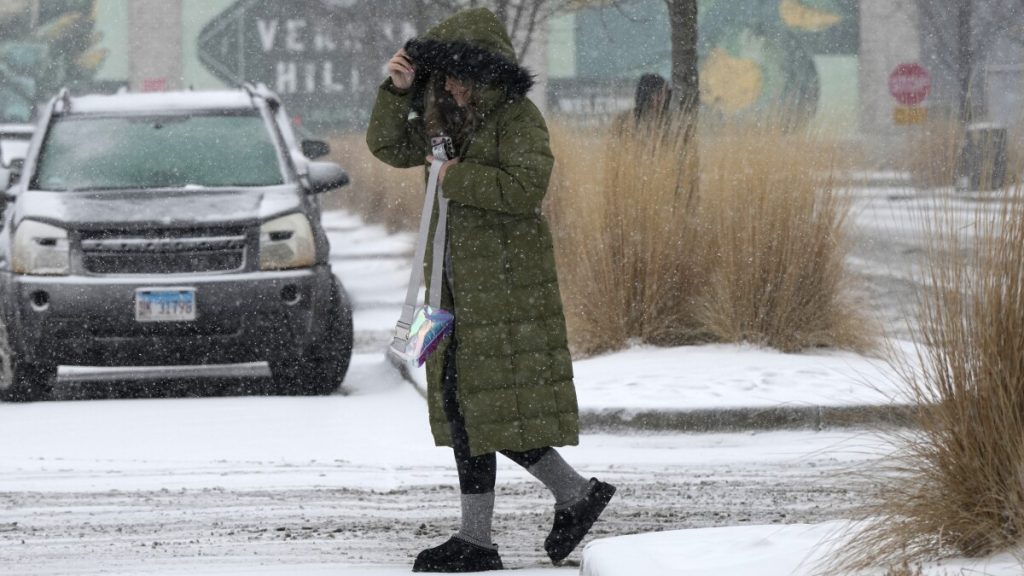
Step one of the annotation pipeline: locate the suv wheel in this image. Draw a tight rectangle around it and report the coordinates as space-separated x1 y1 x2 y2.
270 280 353 396
1 358 56 402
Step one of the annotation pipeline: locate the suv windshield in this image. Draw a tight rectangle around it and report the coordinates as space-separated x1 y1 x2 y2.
33 112 285 191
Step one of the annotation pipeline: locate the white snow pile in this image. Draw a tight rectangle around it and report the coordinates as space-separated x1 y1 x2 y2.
581 522 1023 576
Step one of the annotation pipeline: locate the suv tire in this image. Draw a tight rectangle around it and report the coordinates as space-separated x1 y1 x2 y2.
270 279 353 396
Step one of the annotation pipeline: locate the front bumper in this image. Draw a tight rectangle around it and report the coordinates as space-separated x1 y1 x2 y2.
2 266 336 366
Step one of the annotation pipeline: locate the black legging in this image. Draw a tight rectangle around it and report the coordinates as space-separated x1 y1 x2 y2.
442 337 551 494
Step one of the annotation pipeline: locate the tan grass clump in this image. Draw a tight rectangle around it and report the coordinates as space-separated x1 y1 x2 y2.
548 116 871 356
901 112 1023 191
324 134 420 232
546 119 707 356
827 171 1024 570
900 117 962 190
696 123 870 353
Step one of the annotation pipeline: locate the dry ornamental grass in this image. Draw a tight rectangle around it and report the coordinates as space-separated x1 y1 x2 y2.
826 136 1024 573
546 118 707 355
325 134 421 232
547 115 871 355
695 123 870 353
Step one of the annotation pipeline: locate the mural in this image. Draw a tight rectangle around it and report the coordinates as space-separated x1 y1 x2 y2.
567 0 858 126
0 0 107 123
699 0 858 125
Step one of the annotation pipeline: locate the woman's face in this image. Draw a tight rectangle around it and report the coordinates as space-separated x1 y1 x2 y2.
445 75 470 108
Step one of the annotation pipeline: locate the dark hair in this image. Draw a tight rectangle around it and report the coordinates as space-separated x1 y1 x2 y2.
424 73 477 148
634 73 669 119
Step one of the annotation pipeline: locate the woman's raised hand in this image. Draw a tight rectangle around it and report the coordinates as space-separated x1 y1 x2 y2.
386 49 416 91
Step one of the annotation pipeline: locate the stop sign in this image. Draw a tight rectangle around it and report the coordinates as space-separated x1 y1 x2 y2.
888 63 931 106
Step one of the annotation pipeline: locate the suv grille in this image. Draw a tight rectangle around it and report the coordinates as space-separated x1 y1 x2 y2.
79 228 248 274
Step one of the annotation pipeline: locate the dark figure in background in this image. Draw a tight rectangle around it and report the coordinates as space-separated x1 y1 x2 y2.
634 73 671 122
366 7 616 573
613 73 672 133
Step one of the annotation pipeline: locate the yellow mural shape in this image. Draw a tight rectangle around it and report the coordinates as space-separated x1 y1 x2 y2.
700 48 763 112
779 0 841 32
76 48 108 72
41 12 85 41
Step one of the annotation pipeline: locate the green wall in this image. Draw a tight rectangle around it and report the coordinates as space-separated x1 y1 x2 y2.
93 0 128 81
181 0 234 90
553 0 861 130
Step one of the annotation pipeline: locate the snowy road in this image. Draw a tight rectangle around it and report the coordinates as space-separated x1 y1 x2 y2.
0 206 917 574
0 359 884 574
0 442 879 575
845 186 996 340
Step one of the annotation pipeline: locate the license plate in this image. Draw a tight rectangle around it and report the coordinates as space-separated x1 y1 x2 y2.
135 288 196 322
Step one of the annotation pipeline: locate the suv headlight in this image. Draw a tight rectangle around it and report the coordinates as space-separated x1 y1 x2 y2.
259 213 315 270
12 220 70 275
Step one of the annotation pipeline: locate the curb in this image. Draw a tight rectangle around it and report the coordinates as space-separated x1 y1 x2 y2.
386 348 914 433
579 404 914 432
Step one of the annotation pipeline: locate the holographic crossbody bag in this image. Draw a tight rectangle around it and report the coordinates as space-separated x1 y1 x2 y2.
390 137 455 367
406 304 454 367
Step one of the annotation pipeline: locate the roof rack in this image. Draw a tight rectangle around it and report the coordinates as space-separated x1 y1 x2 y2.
243 83 280 111
54 87 72 114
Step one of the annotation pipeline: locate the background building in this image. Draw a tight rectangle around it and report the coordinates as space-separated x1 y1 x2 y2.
1 0 1020 155
547 0 860 134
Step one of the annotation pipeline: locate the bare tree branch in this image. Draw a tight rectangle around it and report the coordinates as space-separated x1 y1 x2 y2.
914 0 1024 121
916 0 959 74
493 0 508 25
508 0 527 43
524 0 551 60
403 0 604 63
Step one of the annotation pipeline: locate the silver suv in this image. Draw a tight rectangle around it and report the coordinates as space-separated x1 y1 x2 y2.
0 87 353 401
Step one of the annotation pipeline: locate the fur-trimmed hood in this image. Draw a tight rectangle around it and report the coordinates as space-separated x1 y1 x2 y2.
404 8 534 102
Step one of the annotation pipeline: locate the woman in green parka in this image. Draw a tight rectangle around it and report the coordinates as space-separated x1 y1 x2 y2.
366 8 615 573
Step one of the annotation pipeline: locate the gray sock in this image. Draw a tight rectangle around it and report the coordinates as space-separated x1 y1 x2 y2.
456 491 497 549
525 450 592 510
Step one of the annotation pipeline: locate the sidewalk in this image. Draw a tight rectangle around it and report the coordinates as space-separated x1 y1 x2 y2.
400 343 913 433
325 210 914 434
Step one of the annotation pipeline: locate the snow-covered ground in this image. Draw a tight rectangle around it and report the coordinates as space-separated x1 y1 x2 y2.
845 185 1003 341
581 522 1023 576
0 347 888 574
2 200 1019 575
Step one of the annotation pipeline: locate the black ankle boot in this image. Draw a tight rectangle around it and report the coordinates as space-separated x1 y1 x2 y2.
412 535 503 572
544 478 616 564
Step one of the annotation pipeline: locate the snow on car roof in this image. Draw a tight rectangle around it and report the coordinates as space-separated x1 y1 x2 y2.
0 124 34 136
67 91 259 114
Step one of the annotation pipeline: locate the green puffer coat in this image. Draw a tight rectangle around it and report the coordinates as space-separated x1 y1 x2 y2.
366 8 579 456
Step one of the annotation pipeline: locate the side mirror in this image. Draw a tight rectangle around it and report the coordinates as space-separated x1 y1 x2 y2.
301 139 330 160
306 161 349 194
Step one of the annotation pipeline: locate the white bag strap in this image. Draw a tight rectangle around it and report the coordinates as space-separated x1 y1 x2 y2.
429 191 448 310
392 159 446 349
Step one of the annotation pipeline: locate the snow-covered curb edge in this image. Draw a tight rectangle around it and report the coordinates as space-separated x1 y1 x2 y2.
395 349 913 432
580 404 913 432
579 522 1023 576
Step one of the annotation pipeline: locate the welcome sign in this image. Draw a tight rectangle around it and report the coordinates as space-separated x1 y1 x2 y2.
198 0 416 131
